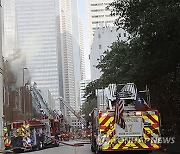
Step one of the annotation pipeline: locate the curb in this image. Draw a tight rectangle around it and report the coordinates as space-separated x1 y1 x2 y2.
0 150 13 154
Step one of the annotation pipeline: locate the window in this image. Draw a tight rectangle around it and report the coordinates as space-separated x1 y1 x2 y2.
124 33 126 37
91 3 103 6
91 9 104 12
99 45 102 49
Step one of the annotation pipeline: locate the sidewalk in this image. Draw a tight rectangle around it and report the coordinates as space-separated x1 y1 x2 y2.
0 149 13 153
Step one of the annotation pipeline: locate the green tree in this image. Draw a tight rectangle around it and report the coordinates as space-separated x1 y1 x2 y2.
81 98 97 122
109 0 180 135
84 0 180 135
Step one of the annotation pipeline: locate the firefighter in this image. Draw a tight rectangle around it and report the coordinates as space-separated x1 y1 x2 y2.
3 127 11 150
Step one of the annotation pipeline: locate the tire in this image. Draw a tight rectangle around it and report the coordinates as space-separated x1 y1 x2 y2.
54 141 59 147
91 145 95 152
97 150 103 154
95 145 102 154
32 145 38 151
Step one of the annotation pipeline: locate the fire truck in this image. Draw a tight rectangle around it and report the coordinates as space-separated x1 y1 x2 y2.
90 83 161 154
7 121 32 152
5 118 60 152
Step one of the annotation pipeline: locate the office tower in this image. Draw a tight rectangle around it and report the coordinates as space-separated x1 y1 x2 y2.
15 0 60 101
79 79 90 109
87 0 117 45
90 27 128 81
3 0 16 57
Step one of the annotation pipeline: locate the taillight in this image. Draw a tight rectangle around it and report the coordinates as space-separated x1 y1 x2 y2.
135 111 142 116
101 113 108 117
100 125 106 129
152 123 158 128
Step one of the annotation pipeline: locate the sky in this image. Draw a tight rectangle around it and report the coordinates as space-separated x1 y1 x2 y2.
77 0 91 80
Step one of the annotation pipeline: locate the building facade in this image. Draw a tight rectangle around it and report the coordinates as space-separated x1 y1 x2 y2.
15 0 60 101
3 0 16 57
87 0 118 45
58 0 85 125
79 80 91 110
90 27 128 81
3 60 33 123
4 0 85 126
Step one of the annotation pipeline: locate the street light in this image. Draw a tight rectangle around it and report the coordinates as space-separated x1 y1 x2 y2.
22 68 27 115
23 67 28 86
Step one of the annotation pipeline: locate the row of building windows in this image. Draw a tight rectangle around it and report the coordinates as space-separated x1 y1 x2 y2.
92 14 112 18
92 20 114 24
90 3 110 6
91 8 113 12
91 9 104 12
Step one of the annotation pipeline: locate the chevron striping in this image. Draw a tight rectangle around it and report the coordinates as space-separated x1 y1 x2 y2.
104 117 114 127
99 116 105 124
152 144 160 149
138 142 149 149
152 114 158 122
147 114 158 124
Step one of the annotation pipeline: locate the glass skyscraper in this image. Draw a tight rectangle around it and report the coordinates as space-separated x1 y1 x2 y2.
15 0 60 100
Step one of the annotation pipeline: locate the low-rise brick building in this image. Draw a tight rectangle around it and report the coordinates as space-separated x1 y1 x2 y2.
3 60 33 124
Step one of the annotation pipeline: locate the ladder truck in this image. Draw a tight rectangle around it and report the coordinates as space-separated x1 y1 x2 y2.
90 83 161 154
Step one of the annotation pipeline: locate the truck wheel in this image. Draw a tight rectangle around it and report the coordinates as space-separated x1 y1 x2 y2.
95 146 102 154
91 145 95 152
54 141 59 147
96 150 103 154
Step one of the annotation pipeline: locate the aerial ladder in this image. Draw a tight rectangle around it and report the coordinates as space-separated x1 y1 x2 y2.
58 97 86 127
30 83 60 118
30 83 86 126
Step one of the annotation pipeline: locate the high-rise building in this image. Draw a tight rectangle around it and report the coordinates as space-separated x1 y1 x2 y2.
15 0 60 102
3 0 16 57
79 79 91 109
58 0 75 120
71 0 85 111
78 20 85 80
90 27 128 81
87 0 128 81
58 0 86 124
87 0 117 45
4 0 85 125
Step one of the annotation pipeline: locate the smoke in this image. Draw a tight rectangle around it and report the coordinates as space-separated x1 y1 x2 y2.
6 49 31 88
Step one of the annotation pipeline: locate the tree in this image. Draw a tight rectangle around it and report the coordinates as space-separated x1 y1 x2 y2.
109 0 180 135
84 0 180 135
81 98 97 122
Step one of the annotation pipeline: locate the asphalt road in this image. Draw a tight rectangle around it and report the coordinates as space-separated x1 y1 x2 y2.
24 140 169 154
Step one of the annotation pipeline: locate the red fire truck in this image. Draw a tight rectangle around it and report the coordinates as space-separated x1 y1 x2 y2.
90 83 161 154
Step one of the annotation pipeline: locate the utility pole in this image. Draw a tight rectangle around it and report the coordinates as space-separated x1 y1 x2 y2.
0 0 4 149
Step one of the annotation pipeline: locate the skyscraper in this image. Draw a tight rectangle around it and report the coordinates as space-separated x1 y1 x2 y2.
87 0 117 45
4 0 85 125
3 0 16 57
90 27 128 81
87 0 128 81
58 0 75 117
71 0 85 111
15 0 60 101
58 0 85 125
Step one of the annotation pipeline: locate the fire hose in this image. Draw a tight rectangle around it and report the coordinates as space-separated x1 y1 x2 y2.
48 136 90 147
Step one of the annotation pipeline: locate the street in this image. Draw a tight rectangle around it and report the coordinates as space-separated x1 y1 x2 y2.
24 140 169 154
